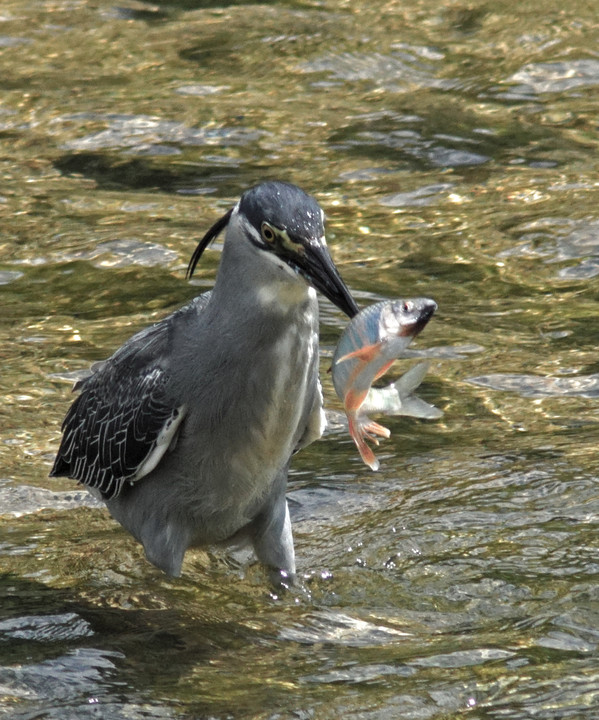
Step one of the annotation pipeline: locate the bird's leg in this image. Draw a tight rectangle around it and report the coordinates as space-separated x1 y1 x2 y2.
249 474 296 587
140 520 189 577
106 491 191 577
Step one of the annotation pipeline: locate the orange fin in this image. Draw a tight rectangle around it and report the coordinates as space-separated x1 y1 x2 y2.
348 415 384 471
356 440 380 471
336 343 381 365
372 360 395 382
344 388 369 413
362 420 391 439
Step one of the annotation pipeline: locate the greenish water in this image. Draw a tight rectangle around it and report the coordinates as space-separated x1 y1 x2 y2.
1 0 599 718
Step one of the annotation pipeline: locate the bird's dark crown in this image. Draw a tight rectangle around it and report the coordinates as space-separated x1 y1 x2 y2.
239 181 324 243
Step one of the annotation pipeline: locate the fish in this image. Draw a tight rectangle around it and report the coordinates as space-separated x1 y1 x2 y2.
332 298 442 470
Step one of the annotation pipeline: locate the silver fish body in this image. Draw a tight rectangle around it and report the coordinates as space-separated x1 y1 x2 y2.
332 298 441 470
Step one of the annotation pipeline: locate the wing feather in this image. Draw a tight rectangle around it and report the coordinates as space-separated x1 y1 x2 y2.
50 294 210 499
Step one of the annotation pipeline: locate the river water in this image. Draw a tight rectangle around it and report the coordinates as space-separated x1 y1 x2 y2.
1 0 599 718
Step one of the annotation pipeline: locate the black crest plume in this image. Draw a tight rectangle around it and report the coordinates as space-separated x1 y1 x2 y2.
186 208 233 279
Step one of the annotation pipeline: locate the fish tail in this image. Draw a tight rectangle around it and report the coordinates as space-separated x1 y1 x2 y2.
394 360 430 395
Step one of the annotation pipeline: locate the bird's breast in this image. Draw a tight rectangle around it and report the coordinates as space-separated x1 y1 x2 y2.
253 322 316 449
178 297 320 528
233 307 318 476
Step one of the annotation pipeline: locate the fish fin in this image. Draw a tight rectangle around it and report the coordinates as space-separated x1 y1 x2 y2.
363 385 443 418
348 415 385 471
395 396 443 419
362 419 391 439
336 343 381 365
372 360 395 382
344 388 369 413
361 361 442 419
394 361 430 394
391 361 442 418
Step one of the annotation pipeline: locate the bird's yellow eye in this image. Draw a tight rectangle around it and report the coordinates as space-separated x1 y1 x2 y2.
261 223 276 244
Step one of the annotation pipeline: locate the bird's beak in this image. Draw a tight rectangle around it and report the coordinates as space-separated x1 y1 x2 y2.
299 242 359 318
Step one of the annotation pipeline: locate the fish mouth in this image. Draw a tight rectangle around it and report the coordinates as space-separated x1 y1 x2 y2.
400 299 438 337
292 241 359 318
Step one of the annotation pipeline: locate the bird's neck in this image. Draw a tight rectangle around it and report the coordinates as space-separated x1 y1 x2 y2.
210 239 315 321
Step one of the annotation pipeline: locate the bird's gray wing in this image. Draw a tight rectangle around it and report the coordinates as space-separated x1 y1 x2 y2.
50 294 210 500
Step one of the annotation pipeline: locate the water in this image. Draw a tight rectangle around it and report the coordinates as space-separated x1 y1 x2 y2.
2 0 599 717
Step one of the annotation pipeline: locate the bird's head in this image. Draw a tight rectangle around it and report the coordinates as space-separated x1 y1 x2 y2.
187 181 359 318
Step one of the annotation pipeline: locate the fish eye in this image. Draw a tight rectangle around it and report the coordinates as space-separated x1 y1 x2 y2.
261 223 276 243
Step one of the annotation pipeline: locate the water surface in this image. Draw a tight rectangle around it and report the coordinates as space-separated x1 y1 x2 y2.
1 0 599 718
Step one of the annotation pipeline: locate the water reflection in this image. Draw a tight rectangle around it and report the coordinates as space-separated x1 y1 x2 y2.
2 0 599 717
500 216 599 279
301 47 454 91
58 113 262 153
505 59 599 97
468 372 599 398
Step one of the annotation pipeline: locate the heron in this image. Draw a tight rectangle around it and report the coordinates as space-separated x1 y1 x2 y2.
51 181 359 584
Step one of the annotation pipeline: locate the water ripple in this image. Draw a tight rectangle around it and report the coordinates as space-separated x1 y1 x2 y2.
500 216 599 279
58 238 180 269
0 612 93 642
54 113 263 153
506 59 599 96
0 479 100 517
380 183 455 207
280 609 411 647
467 373 599 398
301 50 455 92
